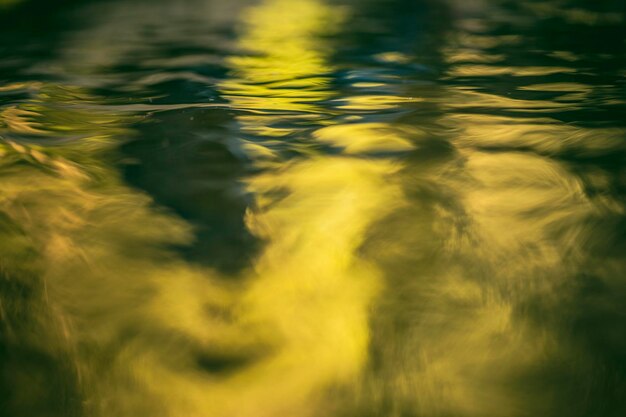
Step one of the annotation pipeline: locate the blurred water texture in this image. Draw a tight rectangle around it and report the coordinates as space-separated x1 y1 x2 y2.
0 0 625 416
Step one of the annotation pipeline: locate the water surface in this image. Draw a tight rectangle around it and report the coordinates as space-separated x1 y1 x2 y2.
1 1 625 416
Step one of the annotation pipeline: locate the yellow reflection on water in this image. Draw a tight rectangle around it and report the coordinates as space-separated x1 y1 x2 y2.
333 94 423 111
4 1 404 415
237 157 400 415
444 86 578 111
447 65 576 77
220 0 345 117
449 113 624 154
180 1 405 416
0 83 199 417
7 1 624 416
313 123 417 154
444 49 504 64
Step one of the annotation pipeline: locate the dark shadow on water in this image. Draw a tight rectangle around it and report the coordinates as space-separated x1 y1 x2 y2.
121 108 260 274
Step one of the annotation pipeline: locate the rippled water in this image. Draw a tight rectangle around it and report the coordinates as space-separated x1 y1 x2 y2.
1 0 625 416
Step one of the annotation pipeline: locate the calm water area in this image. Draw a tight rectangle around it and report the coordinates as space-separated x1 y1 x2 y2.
0 0 625 416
